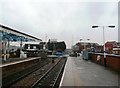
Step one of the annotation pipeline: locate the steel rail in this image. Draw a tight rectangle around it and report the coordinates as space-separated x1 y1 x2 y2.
3 59 50 87
52 58 66 88
32 58 62 88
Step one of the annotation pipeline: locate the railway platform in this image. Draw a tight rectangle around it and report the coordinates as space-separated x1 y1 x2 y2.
1 57 40 66
59 56 119 87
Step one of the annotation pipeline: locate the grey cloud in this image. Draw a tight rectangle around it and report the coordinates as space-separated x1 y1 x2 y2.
0 0 118 48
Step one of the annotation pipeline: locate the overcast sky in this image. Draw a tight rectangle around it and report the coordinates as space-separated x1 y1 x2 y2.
0 0 119 48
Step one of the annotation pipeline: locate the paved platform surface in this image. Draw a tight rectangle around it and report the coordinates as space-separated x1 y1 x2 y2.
60 56 119 87
0 57 40 66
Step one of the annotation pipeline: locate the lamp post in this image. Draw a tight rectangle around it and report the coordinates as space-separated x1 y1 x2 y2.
80 39 90 50
45 33 48 51
92 25 115 67
80 39 90 60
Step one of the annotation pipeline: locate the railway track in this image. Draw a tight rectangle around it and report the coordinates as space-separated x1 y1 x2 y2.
2 58 51 87
9 57 63 87
2 56 67 88
32 57 67 88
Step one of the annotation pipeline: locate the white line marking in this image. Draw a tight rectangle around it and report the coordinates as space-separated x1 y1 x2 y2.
59 57 68 87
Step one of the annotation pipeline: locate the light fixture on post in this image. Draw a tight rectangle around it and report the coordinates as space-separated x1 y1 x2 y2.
92 25 115 67
80 38 90 50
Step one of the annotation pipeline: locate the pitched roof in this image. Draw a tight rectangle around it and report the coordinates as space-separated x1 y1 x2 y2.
0 24 42 41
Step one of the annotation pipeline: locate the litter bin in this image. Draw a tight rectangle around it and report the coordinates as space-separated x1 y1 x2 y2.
88 52 92 60
82 49 88 60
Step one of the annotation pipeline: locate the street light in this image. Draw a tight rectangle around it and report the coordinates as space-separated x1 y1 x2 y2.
80 39 90 49
92 25 115 67
80 39 83 41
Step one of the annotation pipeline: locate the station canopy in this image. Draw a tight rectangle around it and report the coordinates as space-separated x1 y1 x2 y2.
0 24 42 42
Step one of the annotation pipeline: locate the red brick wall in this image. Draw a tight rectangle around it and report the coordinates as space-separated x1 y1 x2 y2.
91 53 120 72
107 56 120 71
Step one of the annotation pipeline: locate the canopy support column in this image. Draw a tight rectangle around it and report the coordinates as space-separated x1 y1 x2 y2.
4 39 7 61
20 38 22 58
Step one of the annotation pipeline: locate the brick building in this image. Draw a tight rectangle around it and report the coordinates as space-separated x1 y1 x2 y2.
105 41 117 54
